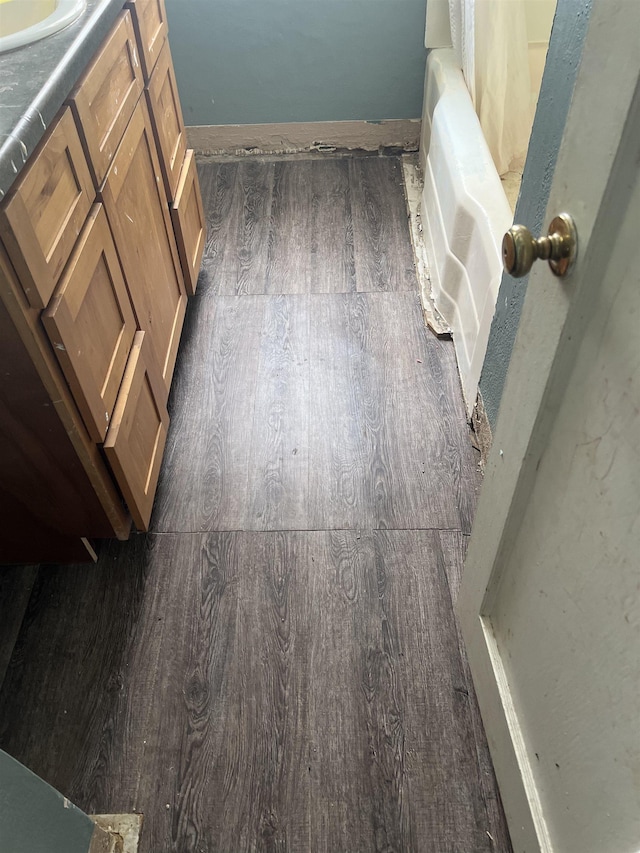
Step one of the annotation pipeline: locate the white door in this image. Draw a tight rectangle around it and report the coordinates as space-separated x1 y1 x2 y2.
456 2 640 851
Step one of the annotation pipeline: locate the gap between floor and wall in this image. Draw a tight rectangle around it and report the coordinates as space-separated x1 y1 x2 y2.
400 156 494 467
185 119 420 158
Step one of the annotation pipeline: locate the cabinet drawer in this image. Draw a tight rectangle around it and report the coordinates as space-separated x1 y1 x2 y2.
171 149 205 297
0 108 94 309
104 331 168 531
42 204 137 443
146 39 186 201
71 11 143 188
101 98 186 396
126 0 168 82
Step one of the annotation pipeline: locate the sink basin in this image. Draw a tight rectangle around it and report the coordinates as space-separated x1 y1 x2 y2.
0 0 86 54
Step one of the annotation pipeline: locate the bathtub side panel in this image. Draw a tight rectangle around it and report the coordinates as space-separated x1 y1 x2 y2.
420 48 511 414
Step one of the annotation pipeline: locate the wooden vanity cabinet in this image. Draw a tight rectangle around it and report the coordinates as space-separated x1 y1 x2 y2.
145 39 186 201
0 242 131 561
171 149 206 296
42 204 137 443
104 331 169 531
0 109 94 309
125 0 168 82
100 97 186 398
131 4 205 296
0 2 205 561
70 11 143 188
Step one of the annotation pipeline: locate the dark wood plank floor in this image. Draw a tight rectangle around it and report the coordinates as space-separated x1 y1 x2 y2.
197 156 414 296
152 290 474 534
0 155 511 852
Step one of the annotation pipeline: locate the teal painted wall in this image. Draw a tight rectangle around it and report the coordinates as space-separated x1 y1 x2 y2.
0 751 95 853
165 0 428 126
479 0 592 428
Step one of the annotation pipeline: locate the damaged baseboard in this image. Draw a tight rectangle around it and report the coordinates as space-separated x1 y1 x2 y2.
471 392 493 469
186 119 421 157
90 814 143 853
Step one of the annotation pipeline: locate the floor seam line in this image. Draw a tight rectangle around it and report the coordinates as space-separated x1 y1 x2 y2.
144 527 470 536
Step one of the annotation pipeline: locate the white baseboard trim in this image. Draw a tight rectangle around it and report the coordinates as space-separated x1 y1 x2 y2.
186 120 421 157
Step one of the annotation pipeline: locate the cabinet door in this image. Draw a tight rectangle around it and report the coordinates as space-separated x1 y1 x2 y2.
101 98 186 397
104 331 168 531
0 242 131 544
126 0 168 82
0 109 94 309
171 149 206 296
42 204 137 443
71 11 143 188
146 39 186 201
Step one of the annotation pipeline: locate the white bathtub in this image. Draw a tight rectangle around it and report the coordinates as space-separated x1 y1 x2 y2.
420 48 512 415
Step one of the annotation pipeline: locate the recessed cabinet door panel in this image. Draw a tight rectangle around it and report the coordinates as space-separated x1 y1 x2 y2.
70 11 143 188
104 331 169 532
126 0 168 82
101 98 186 397
0 109 94 309
146 39 186 201
42 204 136 443
171 149 205 296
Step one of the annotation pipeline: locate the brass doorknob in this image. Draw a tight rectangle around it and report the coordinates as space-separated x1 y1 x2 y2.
502 213 577 278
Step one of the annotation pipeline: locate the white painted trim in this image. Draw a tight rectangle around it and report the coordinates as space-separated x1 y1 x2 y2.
456 1 640 850
425 0 452 48
186 120 421 157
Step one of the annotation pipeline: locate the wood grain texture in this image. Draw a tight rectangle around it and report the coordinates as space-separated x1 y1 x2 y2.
424 334 482 534
349 157 418 292
0 531 508 852
0 108 95 309
126 0 168 82
145 39 187 202
103 331 169 533
0 246 130 547
309 158 357 292
196 156 414 295
151 295 265 532
363 529 496 851
0 564 38 692
197 161 236 274
308 292 467 531
0 154 509 851
152 291 474 533
232 160 275 296
0 536 150 808
247 295 311 530
70 10 143 187
265 159 357 294
171 532 312 851
42 204 136 444
171 149 206 296
265 160 314 294
438 530 514 853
